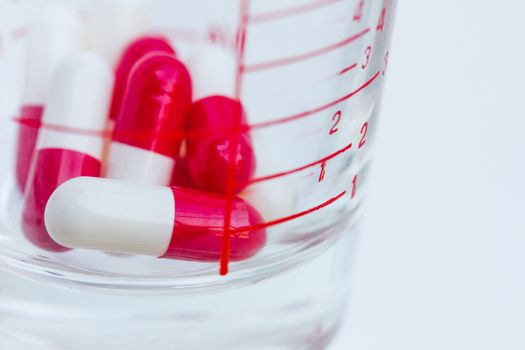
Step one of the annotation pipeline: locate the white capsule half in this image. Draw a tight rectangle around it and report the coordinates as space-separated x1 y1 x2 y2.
187 45 237 101
37 52 113 159
22 6 85 105
88 0 149 66
46 177 174 256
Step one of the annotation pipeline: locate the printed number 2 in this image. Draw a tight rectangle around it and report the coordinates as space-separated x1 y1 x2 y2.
330 111 342 135
358 122 368 149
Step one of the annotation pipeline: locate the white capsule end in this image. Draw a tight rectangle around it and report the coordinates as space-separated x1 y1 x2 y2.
23 6 85 105
38 52 113 159
88 0 149 66
187 45 237 101
45 177 174 256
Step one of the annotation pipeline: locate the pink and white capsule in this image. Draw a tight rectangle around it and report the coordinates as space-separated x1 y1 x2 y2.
22 53 113 252
16 7 84 190
45 177 267 262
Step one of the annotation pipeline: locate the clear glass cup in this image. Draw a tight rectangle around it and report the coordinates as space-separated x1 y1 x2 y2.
0 0 397 348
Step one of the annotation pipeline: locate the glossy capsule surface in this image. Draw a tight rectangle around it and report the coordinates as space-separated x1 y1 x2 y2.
45 177 267 262
106 53 192 185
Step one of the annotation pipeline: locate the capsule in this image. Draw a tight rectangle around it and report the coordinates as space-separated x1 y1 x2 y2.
22 53 113 252
109 36 176 120
45 177 267 262
185 47 256 194
87 0 148 66
105 53 192 185
15 7 84 190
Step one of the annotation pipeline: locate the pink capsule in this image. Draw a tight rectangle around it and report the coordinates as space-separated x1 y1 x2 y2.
184 47 256 194
22 53 113 252
186 96 256 193
109 36 176 120
105 53 192 185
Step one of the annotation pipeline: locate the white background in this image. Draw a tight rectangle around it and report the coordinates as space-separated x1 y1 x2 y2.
332 0 525 349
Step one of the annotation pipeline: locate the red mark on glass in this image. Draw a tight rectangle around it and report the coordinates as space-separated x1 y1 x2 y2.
243 28 370 73
250 141 353 185
376 5 387 32
382 50 389 76
362 45 372 69
338 62 357 76
353 0 365 22
249 0 343 24
319 161 327 182
352 175 358 199
250 71 380 129
220 0 250 276
234 191 348 234
358 122 368 149
330 110 342 135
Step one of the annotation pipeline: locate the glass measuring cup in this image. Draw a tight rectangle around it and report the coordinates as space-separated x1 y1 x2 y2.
0 0 397 348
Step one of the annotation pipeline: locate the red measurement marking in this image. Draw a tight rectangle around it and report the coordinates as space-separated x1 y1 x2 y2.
248 0 343 24
330 110 342 134
250 70 380 129
353 0 365 22
220 0 250 276
352 175 357 198
242 27 370 73
318 161 327 182
12 116 112 138
382 50 389 76
362 45 372 69
250 141 353 185
376 5 387 32
358 121 368 148
234 191 347 234
338 62 357 76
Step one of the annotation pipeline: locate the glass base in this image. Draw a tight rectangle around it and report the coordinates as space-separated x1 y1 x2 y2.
0 225 359 350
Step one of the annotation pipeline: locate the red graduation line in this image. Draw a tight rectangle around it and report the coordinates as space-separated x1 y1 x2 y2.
248 0 343 24
233 191 348 233
242 27 370 73
249 141 353 185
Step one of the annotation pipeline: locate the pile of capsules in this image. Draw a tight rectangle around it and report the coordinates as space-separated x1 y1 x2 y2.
14 3 267 263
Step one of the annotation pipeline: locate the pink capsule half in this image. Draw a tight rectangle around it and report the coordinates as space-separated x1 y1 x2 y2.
109 36 176 120
106 53 192 185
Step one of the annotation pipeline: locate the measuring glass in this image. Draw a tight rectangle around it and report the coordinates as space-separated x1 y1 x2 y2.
0 0 397 348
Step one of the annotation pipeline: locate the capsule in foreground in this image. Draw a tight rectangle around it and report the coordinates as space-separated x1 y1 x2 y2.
106 53 192 185
22 53 113 252
185 46 256 194
45 177 267 262
15 7 84 190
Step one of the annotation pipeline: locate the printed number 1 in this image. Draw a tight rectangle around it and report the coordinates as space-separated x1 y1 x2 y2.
352 175 358 199
362 46 372 69
319 161 327 182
